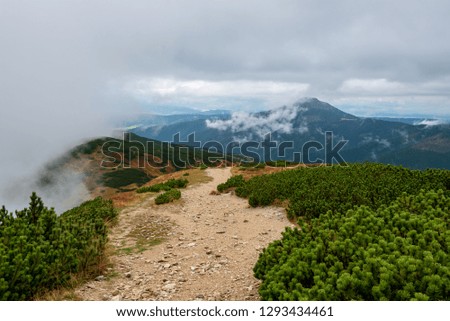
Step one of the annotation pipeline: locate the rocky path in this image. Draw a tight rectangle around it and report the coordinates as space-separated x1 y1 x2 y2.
75 167 295 301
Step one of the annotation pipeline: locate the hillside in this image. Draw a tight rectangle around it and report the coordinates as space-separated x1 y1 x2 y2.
37 133 238 205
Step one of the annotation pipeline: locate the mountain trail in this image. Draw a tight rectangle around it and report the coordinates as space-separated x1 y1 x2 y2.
75 167 295 301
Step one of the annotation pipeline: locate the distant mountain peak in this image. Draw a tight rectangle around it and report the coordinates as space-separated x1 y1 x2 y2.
294 97 339 111
296 97 333 107
296 97 321 104
289 98 359 121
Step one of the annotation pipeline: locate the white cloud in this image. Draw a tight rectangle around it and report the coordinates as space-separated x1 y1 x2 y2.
131 78 309 97
338 78 405 95
330 93 450 117
206 103 308 139
361 135 391 148
331 77 450 117
394 129 410 144
124 78 310 110
414 119 445 126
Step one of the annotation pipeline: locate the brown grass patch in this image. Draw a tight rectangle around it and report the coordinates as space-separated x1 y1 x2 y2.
110 190 145 209
231 163 307 180
186 168 213 185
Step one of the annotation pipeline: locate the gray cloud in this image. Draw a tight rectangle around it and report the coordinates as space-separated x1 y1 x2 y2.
3 1 450 114
104 0 450 114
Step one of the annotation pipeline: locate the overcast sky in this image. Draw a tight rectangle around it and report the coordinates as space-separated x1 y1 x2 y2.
3 0 450 119
1 0 450 209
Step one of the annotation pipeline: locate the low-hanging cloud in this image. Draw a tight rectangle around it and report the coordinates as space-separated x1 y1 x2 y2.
361 135 392 149
206 103 308 140
0 1 115 211
1 167 90 214
414 119 446 127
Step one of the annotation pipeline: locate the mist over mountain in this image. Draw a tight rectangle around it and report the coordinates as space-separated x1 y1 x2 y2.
120 110 231 130
131 98 450 169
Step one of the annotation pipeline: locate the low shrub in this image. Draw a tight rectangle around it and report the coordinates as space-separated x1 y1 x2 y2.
0 194 117 300
254 190 450 301
136 179 188 193
217 175 245 193
155 189 181 204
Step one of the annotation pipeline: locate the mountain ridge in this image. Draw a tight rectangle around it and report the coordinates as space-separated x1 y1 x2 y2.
131 98 450 169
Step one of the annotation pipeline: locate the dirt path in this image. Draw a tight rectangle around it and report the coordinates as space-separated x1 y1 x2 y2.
75 167 295 301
